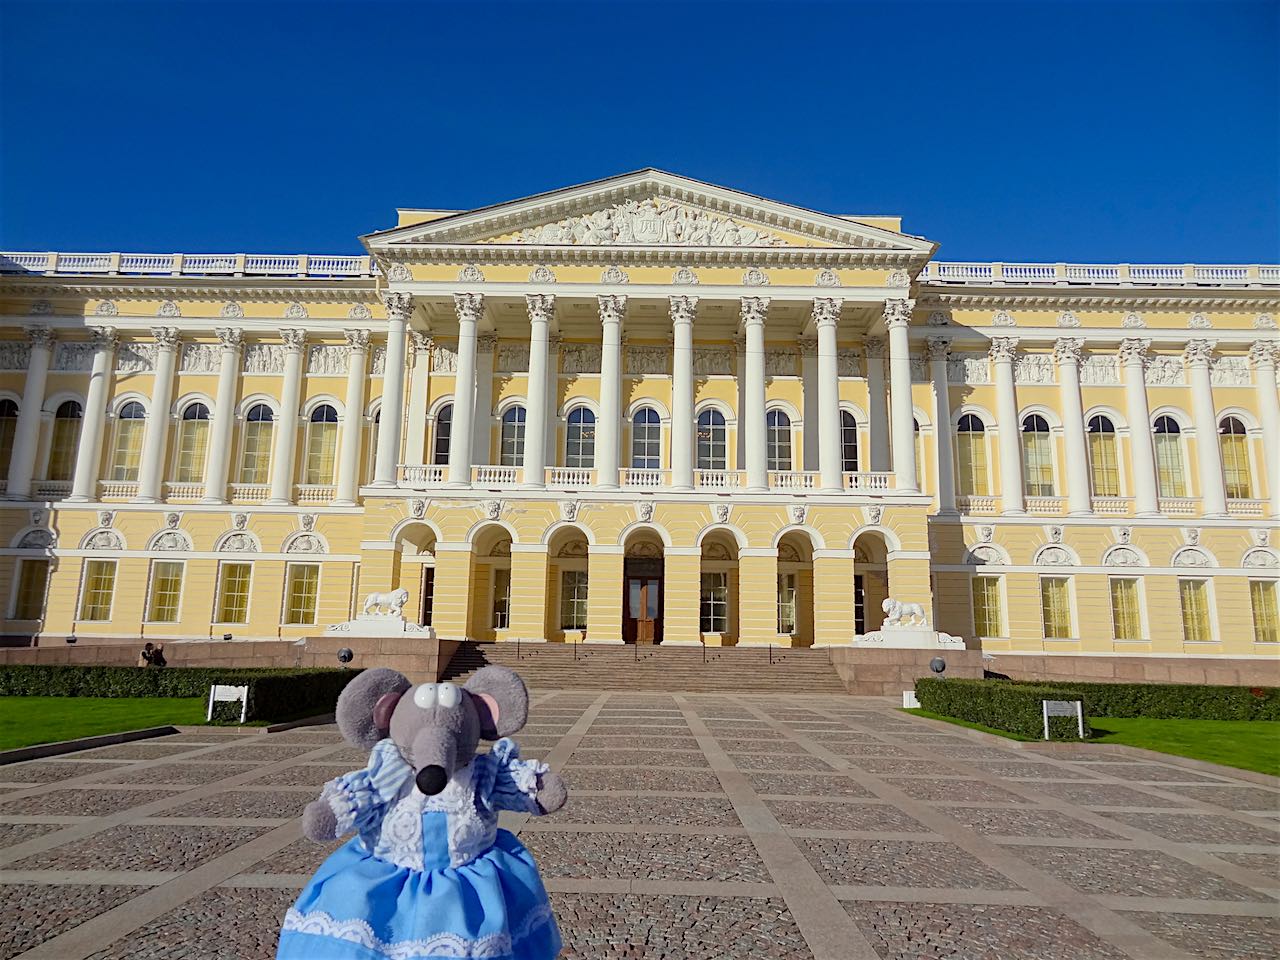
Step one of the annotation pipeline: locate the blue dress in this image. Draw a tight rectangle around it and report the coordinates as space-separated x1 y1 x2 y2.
278 739 561 960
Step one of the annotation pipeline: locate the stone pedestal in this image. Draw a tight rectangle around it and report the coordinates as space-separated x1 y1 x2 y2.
325 614 435 640
852 625 965 650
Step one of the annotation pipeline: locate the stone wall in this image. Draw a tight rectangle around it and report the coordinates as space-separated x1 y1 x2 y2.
829 647 984 696
983 654 1280 688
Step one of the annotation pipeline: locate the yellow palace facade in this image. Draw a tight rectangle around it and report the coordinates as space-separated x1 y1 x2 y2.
0 171 1277 676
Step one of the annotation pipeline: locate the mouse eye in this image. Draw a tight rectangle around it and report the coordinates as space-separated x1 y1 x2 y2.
438 683 461 708
413 684 438 708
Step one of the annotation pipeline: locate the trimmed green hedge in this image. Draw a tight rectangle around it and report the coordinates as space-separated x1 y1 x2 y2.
915 677 1089 740
0 665 360 722
1015 680 1279 722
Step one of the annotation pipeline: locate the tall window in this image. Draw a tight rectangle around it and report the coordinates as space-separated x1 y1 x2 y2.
1251 581 1278 644
146 560 185 622
956 414 989 496
565 408 596 469
110 401 146 481
777 573 797 634
239 404 274 484
0 398 17 475
631 408 661 469
853 574 866 635
13 559 50 620
368 409 381 477
914 419 923 490
78 559 117 621
304 405 339 485
1087 415 1120 497
1040 577 1072 639
1153 416 1187 498
431 405 451 465
1021 414 1054 496
216 562 252 623
1179 579 1211 642
492 568 511 629
560 570 588 630
972 576 1003 636
173 403 210 483
700 572 728 633
766 410 792 472
1219 417 1252 499
696 409 727 470
284 564 320 625
840 411 859 473
499 406 526 467
1110 578 1142 640
48 400 83 481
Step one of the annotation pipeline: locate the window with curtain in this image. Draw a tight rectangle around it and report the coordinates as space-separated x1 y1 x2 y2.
48 400 83 482
1251 580 1278 644
492 568 511 628
696 409 727 470
1153 416 1187 498
13 559 50 621
1040 577 1072 639
956 414 989 496
146 560 185 622
971 575 1003 636
700 572 728 633
560 570 588 630
0 399 18 475
840 411 859 473
1087 415 1120 497
766 410 792 472
284 564 320 625
431 405 450 465
239 404 274 484
565 408 596 469
1219 417 1252 499
1021 414 1054 496
1179 579 1211 642
631 408 661 469
173 403 210 483
78 559 117 621
777 573 797 634
304 405 339 485
110 401 146 481
1110 578 1142 640
499 406 526 467
216 562 252 623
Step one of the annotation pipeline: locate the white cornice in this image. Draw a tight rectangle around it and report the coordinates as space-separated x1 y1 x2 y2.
919 287 1279 310
372 244 924 269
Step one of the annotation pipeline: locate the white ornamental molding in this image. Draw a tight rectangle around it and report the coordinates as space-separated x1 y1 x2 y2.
883 299 913 328
1055 339 1085 367
16 529 55 550
99 511 115 527
1057 311 1080 328
94 300 119 317
626 345 668 376
988 338 1020 364
1103 545 1145 567
1014 353 1055 384
216 327 244 351
562 343 602 374
220 301 245 319
116 341 158 374
348 303 373 320
1116 526 1133 544
300 514 317 532
1184 528 1201 546
1034 544 1073 566
52 342 94 372
529 265 556 283
150 529 192 552
180 342 219 373
217 531 260 553
458 265 485 283
371 345 387 376
284 532 326 555
1256 313 1276 330
157 300 181 318
29 299 53 315
837 348 864 378
601 265 629 285
165 512 180 528
1253 528 1271 547
232 513 249 530
0 340 31 371
815 268 841 287
979 526 994 543
1172 546 1213 567
765 348 799 377
670 295 698 325
991 310 1015 327
1210 356 1251 387
497 343 530 373
790 504 807 525
673 266 699 285
1188 312 1212 329
483 500 503 520
560 500 580 522
742 267 769 286
81 528 124 551
505 197 788 247
409 498 427 519
1144 355 1185 386
886 269 911 288
1121 312 1145 328
1079 355 1120 385
31 508 46 526
1048 526 1064 543
386 263 411 282
1242 548 1278 569
431 342 458 373
966 545 1005 565
307 345 349 377
636 501 655 522
864 505 883 525
345 329 371 353
927 311 949 327
712 503 730 524
243 343 285 374
284 302 309 320
1183 338 1217 366
947 354 990 385
692 346 732 376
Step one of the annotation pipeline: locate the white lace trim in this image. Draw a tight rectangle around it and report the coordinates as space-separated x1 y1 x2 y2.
372 763 498 869
282 903 555 959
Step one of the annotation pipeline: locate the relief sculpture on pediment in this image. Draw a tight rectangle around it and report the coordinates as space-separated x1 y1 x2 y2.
499 197 788 247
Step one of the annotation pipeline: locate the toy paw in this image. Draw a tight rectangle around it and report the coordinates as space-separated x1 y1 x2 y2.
302 799 338 842
535 770 568 814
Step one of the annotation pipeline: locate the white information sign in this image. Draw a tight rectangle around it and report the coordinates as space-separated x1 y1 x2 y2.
207 684 249 723
1041 699 1084 740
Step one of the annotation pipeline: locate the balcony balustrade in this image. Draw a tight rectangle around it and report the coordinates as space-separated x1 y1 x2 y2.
1025 496 1066 515
620 468 667 489
400 465 446 485
164 482 204 501
694 469 743 490
1091 497 1133 516
32 481 71 499
0 251 376 278
769 471 818 490
843 472 894 492
917 261 1276 287
1158 497 1199 517
297 484 336 505
98 480 138 500
473 465 521 487
547 467 595 488
957 495 999 515
1226 499 1267 518
229 483 270 502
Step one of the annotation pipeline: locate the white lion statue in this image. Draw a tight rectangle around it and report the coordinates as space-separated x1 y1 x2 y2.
362 587 409 618
882 597 928 628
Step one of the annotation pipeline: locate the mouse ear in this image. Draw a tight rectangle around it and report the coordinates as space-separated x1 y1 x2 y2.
464 666 529 739
373 691 402 737
470 692 502 740
336 668 411 749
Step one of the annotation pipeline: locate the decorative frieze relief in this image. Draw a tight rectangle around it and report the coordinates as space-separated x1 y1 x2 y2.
431 342 458 373
626 345 668 376
947 354 991 385
1210 356 1251 386
1014 354 1055 385
243 343 285 374
837 348 865 378
348 303 372 320
180 342 220 373
307 345 349 377
1079 355 1120 385
765 348 798 377
371 346 387 376
692 346 733 376
502 197 787 246
116 341 157 374
52 341 95 371
562 343 602 375
1144 355 1186 386
0 340 32 371
497 343 530 373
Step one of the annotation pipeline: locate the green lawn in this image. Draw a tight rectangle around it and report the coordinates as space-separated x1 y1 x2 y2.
0 696 207 751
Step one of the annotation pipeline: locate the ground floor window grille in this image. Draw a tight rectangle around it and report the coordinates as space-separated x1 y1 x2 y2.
777 573 797 635
492 568 511 629
700 572 727 633
560 570 588 630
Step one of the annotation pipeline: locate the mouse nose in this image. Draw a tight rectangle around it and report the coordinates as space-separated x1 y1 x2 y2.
416 765 448 795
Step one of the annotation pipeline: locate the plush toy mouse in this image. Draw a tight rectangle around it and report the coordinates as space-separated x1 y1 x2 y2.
277 665 568 960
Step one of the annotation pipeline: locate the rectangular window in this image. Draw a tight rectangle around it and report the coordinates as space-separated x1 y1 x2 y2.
78 559 117 622
420 567 435 627
1179 579 1212 643
13 559 50 620
146 560 185 623
284 564 320 625
491 568 511 629
1088 433 1120 497
1249 580 1277 644
216 562 252 624
957 434 989 496
777 573 797 634
971 575 1003 637
1040 577 1072 639
700 572 728 633
560 570 588 630
1109 578 1142 640
853 573 865 635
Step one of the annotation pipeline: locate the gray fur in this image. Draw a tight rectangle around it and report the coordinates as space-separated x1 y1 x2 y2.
534 771 568 814
464 666 529 738
302 797 339 842
336 667 411 749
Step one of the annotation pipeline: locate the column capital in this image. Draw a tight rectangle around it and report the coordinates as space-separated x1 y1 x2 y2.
812 297 842 327
90 326 118 349
281 328 307 353
1052 337 1084 365
797 335 818 352
883 298 914 328
477 334 497 353
1183 338 1217 367
598 294 626 324
381 291 414 322
924 336 951 360
26 326 55 349
151 326 180 350
525 293 555 323
1248 340 1280 368
344 328 371 353
865 337 886 359
408 330 432 353
988 336 1019 363
669 295 698 325
216 327 244 350
1118 337 1151 364
454 292 484 324
739 296 769 326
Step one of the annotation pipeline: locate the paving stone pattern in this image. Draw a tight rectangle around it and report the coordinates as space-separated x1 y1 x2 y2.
0 691 1274 960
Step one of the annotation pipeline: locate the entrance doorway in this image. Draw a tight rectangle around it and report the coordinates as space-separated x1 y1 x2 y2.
623 558 663 644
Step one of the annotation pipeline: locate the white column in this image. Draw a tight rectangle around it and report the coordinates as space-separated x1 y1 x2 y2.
741 297 769 491
522 294 553 488
735 333 747 470
135 327 180 502
448 294 482 487
926 337 957 515
374 294 411 486
471 335 496 466
6 327 55 499
596 295 625 489
885 299 918 493
1249 342 1280 518
202 327 242 503
267 329 306 504
69 327 117 502
990 336 1024 513
546 334 561 467
335 329 370 505
814 298 843 491
1054 337 1092 515
670 296 697 490
1120 338 1159 517
865 338 890 472
799 336 819 472
1185 339 1227 518
404 331 432 469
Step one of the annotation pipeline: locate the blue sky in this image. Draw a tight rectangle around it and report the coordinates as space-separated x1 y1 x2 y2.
1 0 1276 261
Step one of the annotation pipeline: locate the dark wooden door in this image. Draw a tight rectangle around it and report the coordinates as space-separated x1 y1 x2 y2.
623 575 663 644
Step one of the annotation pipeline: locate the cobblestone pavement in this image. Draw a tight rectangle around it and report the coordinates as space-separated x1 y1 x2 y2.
0 692 1276 959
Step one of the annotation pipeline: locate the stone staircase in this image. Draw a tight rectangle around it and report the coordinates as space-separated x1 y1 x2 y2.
439 641 848 693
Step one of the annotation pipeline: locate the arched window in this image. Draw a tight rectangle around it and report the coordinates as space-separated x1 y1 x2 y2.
840 411 859 473
565 408 596 469
500 406 526 467
1021 414 1054 496
48 400 82 481
956 414 989 496
0 399 18 476
1086 415 1120 497
239 403 274 484
631 407 661 469
1153 415 1187 498
305 404 339 485
766 410 792 472
431 405 451 465
110 401 147 481
368 409 381 477
1219 416 1252 499
696 409 727 471
173 403 210 483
